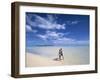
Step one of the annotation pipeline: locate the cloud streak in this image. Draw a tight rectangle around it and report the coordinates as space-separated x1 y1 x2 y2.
26 14 66 30
37 30 88 45
37 31 64 40
26 25 38 33
26 25 33 32
66 20 80 25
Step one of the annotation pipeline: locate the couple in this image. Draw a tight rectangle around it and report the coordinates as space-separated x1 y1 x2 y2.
58 48 64 60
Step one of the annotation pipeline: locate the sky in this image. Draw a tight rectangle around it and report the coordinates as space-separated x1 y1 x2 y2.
26 12 89 47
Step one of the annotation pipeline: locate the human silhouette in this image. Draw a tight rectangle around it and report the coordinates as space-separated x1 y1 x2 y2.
59 48 64 60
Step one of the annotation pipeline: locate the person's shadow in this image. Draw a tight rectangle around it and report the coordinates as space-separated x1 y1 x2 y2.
53 58 60 61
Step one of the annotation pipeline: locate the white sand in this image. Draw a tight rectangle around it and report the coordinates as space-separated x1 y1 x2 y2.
26 53 65 67
26 46 89 67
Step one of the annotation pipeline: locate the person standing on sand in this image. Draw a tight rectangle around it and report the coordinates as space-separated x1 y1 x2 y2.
59 48 64 60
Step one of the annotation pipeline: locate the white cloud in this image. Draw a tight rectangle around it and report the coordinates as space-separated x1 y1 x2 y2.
26 14 66 30
26 15 37 27
47 15 55 23
72 21 79 24
37 31 75 45
26 25 32 32
67 20 79 25
53 39 89 45
53 37 75 45
37 31 64 40
37 30 88 45
37 34 47 40
32 30 38 33
26 25 38 33
46 31 62 38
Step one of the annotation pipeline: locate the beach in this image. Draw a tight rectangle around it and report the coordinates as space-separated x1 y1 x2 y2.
26 53 64 67
26 46 89 67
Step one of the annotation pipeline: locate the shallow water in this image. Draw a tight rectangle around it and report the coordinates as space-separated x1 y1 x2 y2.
26 46 89 65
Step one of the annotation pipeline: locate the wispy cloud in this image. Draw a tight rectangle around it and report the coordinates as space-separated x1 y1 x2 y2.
66 20 80 25
53 39 89 45
37 30 88 45
26 25 38 33
47 14 55 23
37 31 64 40
37 30 76 45
26 25 32 32
26 14 66 30
37 34 47 40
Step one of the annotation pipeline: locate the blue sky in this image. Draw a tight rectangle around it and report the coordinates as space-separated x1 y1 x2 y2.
26 12 89 47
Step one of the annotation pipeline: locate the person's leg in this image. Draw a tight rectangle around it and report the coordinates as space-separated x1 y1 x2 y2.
59 54 61 60
61 54 64 60
59 54 60 60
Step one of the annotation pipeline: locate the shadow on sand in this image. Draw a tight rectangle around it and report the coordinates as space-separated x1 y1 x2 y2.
53 58 64 64
53 58 59 61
